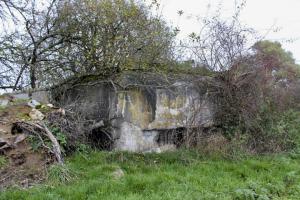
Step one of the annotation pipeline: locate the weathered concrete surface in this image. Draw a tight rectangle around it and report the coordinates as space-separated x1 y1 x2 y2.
115 83 213 130
31 91 49 104
10 93 29 100
148 85 213 129
50 72 214 152
2 90 49 104
115 89 155 130
114 122 159 152
3 73 214 152
112 83 213 151
0 73 212 152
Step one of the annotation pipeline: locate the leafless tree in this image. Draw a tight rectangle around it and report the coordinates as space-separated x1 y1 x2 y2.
0 0 28 20
0 0 64 90
172 0 268 142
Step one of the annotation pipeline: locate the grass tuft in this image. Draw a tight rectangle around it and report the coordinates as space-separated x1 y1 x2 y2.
47 164 76 184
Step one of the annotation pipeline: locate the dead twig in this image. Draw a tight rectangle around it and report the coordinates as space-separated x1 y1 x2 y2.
40 122 63 164
12 121 64 164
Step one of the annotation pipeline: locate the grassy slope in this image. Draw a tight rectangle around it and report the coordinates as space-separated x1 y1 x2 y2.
1 150 300 200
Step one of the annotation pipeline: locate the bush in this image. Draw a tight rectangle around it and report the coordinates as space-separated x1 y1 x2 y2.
246 107 300 153
46 112 89 154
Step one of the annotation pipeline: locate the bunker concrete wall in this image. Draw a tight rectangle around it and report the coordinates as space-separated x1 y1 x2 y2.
55 81 214 152
12 80 214 152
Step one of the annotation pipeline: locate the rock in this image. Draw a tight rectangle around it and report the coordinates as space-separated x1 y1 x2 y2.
29 109 44 120
27 100 41 108
46 104 54 108
112 168 124 179
57 108 65 116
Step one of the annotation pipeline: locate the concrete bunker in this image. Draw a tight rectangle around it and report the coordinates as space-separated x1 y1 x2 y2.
47 72 215 152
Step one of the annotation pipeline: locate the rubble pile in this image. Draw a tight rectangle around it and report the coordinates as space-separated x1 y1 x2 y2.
0 94 62 189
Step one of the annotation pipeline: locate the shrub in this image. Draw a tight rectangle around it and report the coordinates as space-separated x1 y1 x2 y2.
46 112 89 154
246 108 300 153
214 97 300 154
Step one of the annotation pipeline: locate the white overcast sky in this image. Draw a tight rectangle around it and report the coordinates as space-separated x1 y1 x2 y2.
155 0 300 63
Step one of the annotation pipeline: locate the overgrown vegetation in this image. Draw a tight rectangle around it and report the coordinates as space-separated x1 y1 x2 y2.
0 150 300 199
0 0 176 89
0 0 300 196
183 11 300 153
1 1 299 155
244 107 300 153
0 156 7 169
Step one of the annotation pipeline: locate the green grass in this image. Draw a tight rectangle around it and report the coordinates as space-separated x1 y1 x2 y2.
1 150 300 200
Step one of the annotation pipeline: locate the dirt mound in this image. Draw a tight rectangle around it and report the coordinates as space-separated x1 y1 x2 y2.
0 99 56 190
0 141 51 189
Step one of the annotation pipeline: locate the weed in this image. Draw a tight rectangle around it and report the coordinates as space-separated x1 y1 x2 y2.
76 143 91 154
27 135 43 151
47 164 75 184
0 156 7 169
50 126 67 153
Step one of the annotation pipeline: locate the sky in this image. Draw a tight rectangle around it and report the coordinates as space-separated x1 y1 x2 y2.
155 0 300 63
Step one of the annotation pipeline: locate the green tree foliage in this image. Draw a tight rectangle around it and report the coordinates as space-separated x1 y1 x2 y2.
51 0 175 78
0 0 175 89
254 40 295 66
253 40 300 110
253 40 300 82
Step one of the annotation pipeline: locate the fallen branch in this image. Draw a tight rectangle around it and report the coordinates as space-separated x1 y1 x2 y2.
12 121 64 164
41 122 63 164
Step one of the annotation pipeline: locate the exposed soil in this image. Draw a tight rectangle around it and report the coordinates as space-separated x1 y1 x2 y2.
0 141 51 189
0 101 54 190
